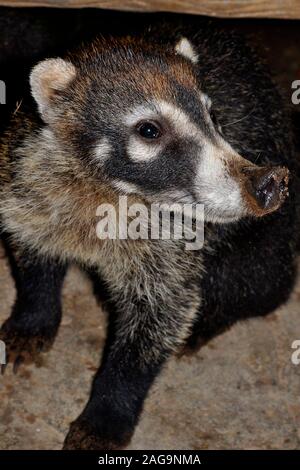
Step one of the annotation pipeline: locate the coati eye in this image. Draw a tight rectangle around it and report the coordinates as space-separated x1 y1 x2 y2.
136 121 162 140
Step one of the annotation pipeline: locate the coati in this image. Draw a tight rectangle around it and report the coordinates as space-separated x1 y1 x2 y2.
0 20 298 450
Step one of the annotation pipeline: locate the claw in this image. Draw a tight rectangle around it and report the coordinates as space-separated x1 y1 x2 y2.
0 327 53 374
13 355 24 374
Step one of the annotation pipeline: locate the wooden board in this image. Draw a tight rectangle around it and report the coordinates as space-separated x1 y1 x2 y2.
0 1 299 20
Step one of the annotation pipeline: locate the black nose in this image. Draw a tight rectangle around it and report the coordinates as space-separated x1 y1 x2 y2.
243 166 289 211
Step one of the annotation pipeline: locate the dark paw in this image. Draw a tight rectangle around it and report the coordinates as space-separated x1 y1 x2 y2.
63 419 131 450
0 319 54 374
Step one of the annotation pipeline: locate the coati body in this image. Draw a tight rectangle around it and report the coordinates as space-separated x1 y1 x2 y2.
0 21 298 449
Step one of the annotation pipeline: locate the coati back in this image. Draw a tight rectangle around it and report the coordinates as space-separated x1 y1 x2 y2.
0 23 297 450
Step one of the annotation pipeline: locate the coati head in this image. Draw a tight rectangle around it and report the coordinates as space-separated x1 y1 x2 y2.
30 36 289 224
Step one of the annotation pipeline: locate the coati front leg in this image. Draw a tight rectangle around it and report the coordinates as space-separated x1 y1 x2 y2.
0 240 67 372
63 246 200 450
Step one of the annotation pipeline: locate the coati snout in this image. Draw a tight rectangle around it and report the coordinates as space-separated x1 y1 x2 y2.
242 165 289 214
29 37 289 225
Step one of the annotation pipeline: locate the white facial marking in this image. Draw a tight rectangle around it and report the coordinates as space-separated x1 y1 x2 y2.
125 100 201 137
112 181 140 195
124 100 205 163
175 37 198 64
157 101 200 139
94 138 112 163
123 98 248 223
196 142 245 223
126 138 161 163
124 105 157 127
200 93 212 110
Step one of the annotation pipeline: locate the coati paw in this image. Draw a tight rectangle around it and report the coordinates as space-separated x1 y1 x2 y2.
63 419 131 450
0 320 54 374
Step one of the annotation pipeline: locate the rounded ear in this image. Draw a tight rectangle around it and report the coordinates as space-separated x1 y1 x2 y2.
30 58 76 122
175 37 198 64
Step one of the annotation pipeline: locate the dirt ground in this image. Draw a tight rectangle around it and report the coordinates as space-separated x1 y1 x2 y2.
0 16 300 450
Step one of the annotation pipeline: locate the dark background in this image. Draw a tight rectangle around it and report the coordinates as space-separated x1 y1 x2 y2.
0 7 299 147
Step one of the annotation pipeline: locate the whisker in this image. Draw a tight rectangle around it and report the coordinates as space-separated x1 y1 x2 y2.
222 107 256 128
253 152 261 164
